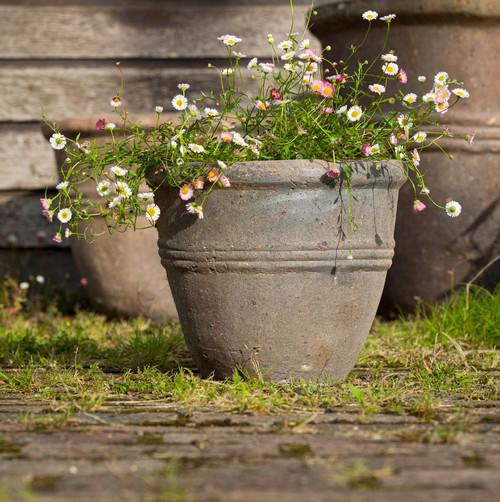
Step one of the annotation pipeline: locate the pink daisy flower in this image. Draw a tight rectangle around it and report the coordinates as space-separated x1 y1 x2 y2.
179 184 194 201
413 200 427 213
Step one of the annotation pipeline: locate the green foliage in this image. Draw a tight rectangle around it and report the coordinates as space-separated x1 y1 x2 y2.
0 283 497 421
42 6 471 241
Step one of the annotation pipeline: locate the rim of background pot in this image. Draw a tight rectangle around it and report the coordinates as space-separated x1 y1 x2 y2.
149 159 406 189
312 0 500 28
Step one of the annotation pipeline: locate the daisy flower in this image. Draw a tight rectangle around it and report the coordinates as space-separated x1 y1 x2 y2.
186 202 204 219
95 118 107 131
188 104 202 119
413 200 426 213
247 57 258 70
423 92 436 103
219 175 231 188
221 68 234 76
403 93 418 104
362 10 378 21
302 73 313 85
52 233 63 244
435 101 450 114
300 39 311 50
368 83 386 94
217 34 242 47
397 69 408 84
145 204 161 224
413 131 427 143
281 51 295 61
381 53 398 62
259 63 274 73
65 228 71 238
172 95 188 110
311 80 323 93
347 105 363 122
177 83 190 91
110 95 122 107
188 143 205 154
220 131 234 143
255 100 269 111
380 14 396 22
217 160 227 170
108 196 122 209
397 114 413 129
232 132 248 147
337 105 347 115
435 86 451 103
57 208 72 223
207 168 219 183
445 200 462 217
421 187 430 195
204 107 219 117
418 75 427 82
138 191 155 200
56 181 69 190
434 71 449 86
115 181 132 198
49 133 67 150
361 144 373 156
411 149 421 167
179 184 194 201
104 122 116 131
278 40 294 51
111 165 127 177
452 88 470 99
320 83 335 98
382 62 399 76
267 34 275 44
155 105 164 113
40 198 51 211
193 177 205 190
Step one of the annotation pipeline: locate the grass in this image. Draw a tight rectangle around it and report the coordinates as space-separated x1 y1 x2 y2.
0 281 498 421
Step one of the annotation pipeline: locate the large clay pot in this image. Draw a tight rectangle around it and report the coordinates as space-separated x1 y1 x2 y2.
44 119 177 321
311 0 500 312
154 160 405 381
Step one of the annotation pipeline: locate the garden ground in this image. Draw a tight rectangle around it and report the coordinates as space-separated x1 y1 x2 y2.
0 282 498 501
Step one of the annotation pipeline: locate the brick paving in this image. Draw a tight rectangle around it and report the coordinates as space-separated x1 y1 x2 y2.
0 382 499 501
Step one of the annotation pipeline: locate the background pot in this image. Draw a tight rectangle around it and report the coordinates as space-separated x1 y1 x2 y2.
44 118 177 321
154 160 406 381
312 0 500 312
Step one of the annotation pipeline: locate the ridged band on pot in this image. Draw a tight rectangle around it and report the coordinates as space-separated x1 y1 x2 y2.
312 1 500 312
154 160 406 381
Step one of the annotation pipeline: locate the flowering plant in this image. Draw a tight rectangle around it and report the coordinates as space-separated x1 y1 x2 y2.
43 5 470 242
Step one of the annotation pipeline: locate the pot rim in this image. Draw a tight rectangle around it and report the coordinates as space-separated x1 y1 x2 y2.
199 159 406 189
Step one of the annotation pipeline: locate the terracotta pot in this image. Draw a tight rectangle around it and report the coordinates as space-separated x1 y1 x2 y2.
311 0 500 312
154 160 405 381
44 119 177 321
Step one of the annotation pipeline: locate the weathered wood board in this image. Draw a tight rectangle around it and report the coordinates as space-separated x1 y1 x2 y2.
0 2 315 59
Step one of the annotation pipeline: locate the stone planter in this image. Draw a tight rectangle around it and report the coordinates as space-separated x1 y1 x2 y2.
311 0 500 312
154 160 405 381
43 119 177 321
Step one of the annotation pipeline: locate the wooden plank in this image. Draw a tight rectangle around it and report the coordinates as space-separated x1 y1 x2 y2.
0 62 259 121
0 3 317 59
0 191 69 248
0 124 58 190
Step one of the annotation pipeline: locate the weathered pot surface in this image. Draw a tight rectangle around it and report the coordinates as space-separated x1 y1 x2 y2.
155 160 405 381
312 0 500 312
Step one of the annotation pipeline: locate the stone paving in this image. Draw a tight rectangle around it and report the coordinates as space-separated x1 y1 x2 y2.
1 383 499 502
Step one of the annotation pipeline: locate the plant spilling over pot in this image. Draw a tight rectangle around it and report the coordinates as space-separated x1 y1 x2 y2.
42 5 471 241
